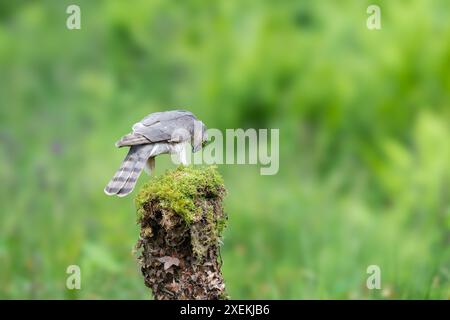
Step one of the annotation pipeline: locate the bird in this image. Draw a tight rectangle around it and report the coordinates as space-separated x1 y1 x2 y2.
104 110 208 197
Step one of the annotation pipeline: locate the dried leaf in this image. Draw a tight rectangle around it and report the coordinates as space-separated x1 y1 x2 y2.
157 256 180 270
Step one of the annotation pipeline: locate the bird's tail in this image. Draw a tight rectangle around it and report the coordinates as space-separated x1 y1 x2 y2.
104 144 154 197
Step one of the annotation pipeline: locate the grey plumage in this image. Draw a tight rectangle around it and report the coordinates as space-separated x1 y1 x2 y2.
105 110 208 197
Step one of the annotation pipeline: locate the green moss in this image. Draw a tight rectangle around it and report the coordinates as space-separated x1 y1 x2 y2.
135 165 225 225
136 166 227 261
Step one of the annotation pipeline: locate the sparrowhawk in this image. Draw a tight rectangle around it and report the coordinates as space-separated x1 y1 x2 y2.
104 110 208 197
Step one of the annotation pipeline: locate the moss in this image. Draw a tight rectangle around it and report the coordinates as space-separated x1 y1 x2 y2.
135 165 226 228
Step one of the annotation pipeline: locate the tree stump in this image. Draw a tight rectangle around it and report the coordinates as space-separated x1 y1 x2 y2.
135 166 228 300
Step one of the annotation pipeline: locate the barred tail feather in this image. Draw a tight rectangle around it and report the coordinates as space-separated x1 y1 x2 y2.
116 153 148 197
104 148 135 195
104 145 154 196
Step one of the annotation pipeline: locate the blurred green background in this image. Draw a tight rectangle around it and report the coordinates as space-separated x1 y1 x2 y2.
0 0 449 299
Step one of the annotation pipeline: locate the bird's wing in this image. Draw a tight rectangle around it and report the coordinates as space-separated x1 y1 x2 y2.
115 111 195 147
139 110 195 126
132 114 194 143
115 132 150 147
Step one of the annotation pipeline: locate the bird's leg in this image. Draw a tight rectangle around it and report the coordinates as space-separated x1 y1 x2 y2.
179 143 188 166
144 157 155 175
